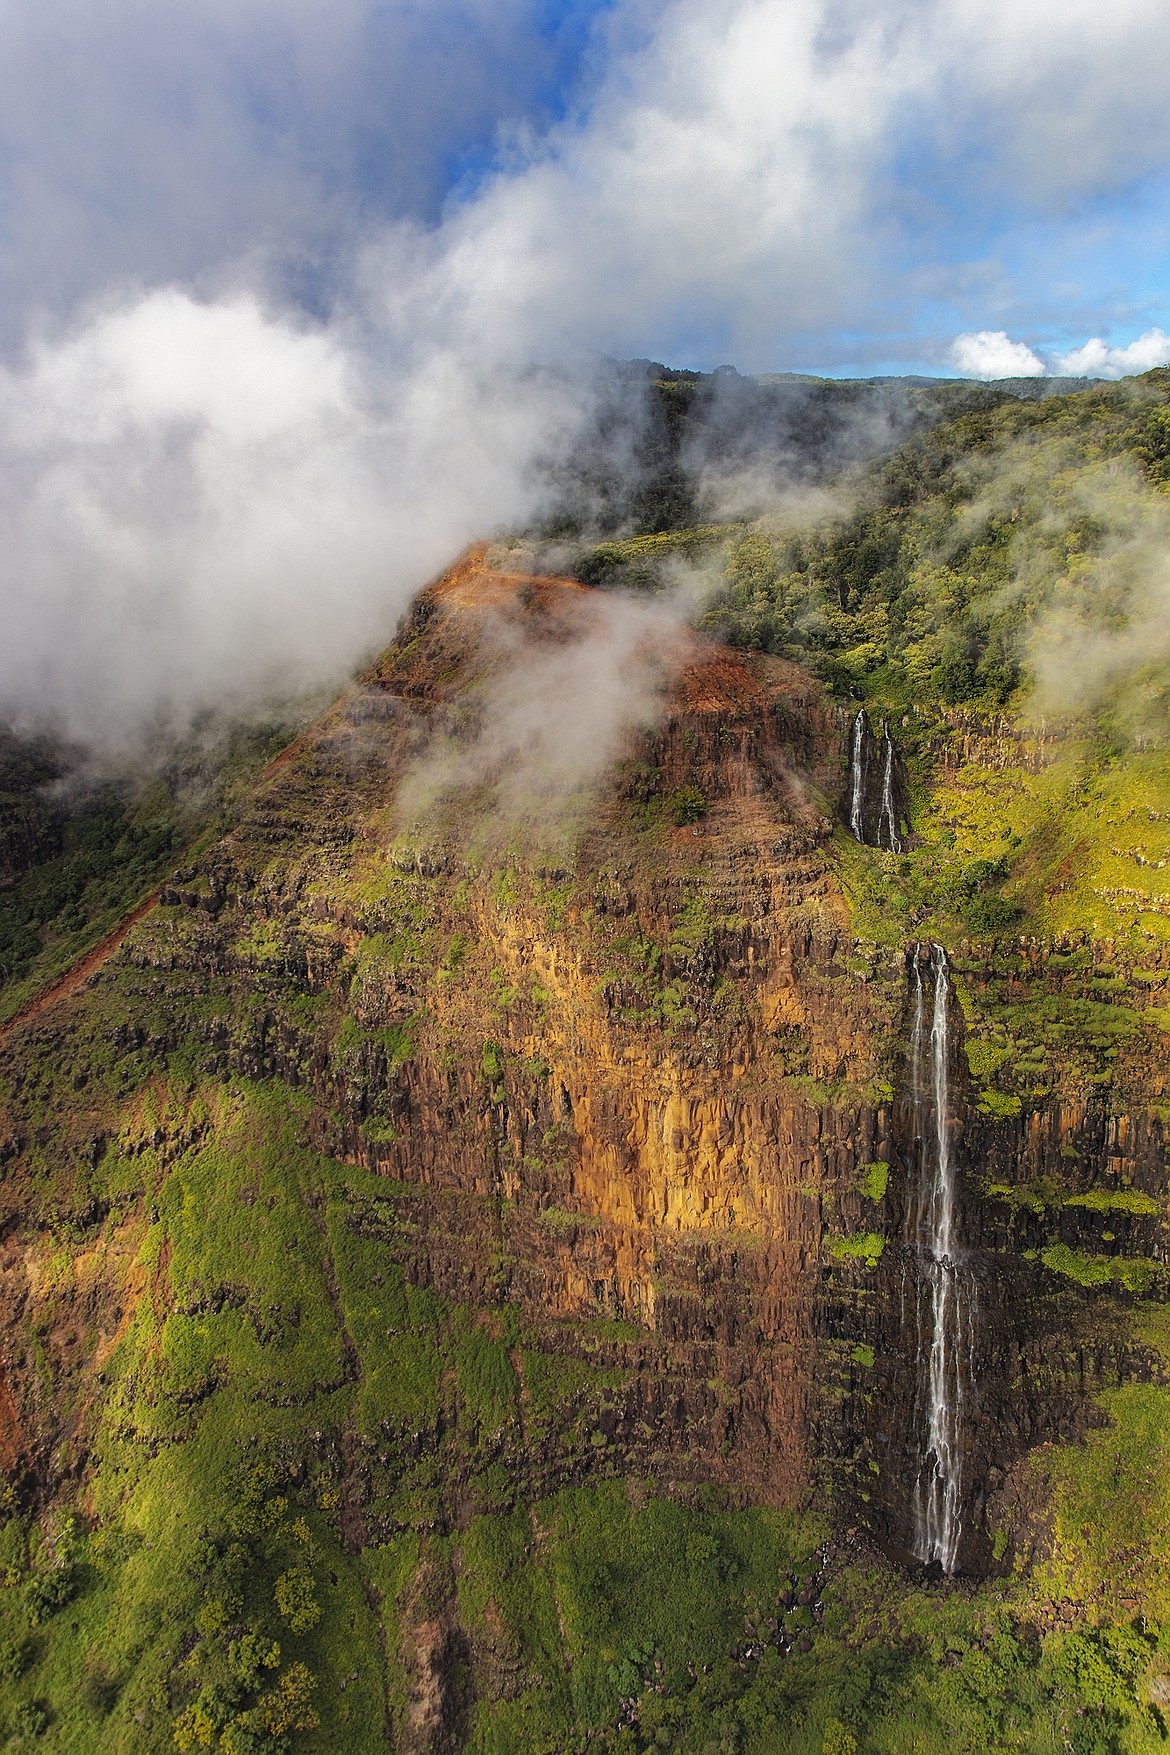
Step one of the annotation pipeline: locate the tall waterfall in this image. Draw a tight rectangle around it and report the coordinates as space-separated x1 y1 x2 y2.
848 710 868 840
878 724 902 853
908 943 969 1573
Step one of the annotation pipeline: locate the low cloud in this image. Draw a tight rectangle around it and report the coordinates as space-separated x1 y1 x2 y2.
394 583 690 845
1052 328 1170 379
952 435 1170 724
0 289 580 751
950 331 1045 379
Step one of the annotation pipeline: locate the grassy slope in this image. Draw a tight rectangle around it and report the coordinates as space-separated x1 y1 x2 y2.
1 872 1165 1754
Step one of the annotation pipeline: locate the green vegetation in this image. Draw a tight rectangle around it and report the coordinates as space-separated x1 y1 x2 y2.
698 376 1170 715
1026 1382 1170 1623
1040 1244 1161 1294
671 785 708 825
857 1163 889 1202
830 1232 885 1268
573 526 728 590
0 794 180 1006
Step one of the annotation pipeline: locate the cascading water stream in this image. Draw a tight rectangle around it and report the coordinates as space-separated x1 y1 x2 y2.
908 943 971 1573
879 724 902 853
848 710 868 841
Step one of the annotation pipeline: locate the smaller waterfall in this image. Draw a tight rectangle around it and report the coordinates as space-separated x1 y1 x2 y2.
848 710 868 841
878 723 902 853
908 944 970 1574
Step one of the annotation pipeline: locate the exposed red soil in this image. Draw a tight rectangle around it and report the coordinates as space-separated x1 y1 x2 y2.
673 653 768 715
0 546 781 1052
0 891 160 1046
420 545 775 720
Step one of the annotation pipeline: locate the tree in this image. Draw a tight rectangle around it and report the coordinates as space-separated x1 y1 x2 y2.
260 1663 319 1737
822 1721 858 1755
273 1567 320 1635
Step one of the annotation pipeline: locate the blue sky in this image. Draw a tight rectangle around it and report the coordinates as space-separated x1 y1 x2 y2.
1 0 1168 376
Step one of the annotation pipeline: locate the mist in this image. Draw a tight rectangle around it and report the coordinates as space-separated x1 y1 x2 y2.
0 291 586 751
3 0 1170 760
394 579 692 847
940 425 1170 727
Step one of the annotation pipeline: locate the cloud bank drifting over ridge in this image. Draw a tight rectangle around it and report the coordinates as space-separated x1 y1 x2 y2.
2 0 1170 746
950 327 1170 380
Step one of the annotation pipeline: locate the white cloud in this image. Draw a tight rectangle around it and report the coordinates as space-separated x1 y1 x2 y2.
353 0 1170 372
5 0 1170 365
949 331 1045 379
5 0 1170 748
1052 328 1170 379
948 325 1170 382
0 290 579 748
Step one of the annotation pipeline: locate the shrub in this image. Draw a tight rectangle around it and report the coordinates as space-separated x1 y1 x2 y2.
671 786 707 825
9 1698 50 1738
1138 404 1170 485
830 1232 885 1267
273 1566 320 1634
217 1710 266 1755
172 1704 215 1751
80 1661 120 1715
0 1635 33 1681
965 1038 1010 1079
260 1662 319 1737
964 894 1024 934
858 1162 888 1201
977 1090 1022 1119
25 1565 77 1626
957 857 1009 894
229 1633 281 1688
1041 1244 1111 1288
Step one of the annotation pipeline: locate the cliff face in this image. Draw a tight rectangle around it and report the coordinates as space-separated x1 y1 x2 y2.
1 551 1169 1747
825 1038 1169 1574
0 557 872 1493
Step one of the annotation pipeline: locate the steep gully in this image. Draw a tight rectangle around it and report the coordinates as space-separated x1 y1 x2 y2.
849 717 968 1573
849 707 904 855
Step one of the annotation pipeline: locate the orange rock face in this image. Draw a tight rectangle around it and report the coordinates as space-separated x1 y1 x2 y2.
293 552 893 1504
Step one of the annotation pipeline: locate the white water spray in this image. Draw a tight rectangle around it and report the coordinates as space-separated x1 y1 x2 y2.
879 723 902 853
909 943 969 1573
849 710 868 841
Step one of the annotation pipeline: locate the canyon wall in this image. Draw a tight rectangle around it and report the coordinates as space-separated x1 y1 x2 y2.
1 552 1167 1595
